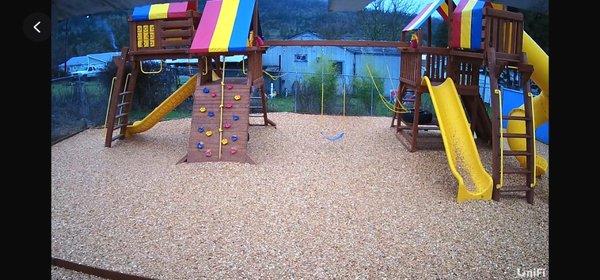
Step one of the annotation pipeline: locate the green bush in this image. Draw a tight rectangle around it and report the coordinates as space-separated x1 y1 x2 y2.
302 57 339 114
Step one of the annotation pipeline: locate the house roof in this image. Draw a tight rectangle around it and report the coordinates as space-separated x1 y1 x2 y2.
346 47 400 55
58 51 121 67
286 32 324 41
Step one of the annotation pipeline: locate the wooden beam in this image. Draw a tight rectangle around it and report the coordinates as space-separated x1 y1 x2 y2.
427 18 432 47
265 40 409 48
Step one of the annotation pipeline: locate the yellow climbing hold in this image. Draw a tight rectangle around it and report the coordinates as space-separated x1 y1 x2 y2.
200 107 207 113
221 138 229 145
205 130 213 137
234 95 241 101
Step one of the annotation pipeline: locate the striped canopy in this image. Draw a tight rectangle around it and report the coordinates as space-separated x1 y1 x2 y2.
190 0 257 54
403 0 449 32
450 0 486 49
131 1 197 21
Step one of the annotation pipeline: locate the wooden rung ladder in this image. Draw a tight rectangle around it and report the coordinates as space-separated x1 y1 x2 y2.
489 52 537 204
104 47 140 147
248 85 276 127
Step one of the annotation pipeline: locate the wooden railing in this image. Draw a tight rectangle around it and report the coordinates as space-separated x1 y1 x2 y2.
400 47 484 95
449 54 483 95
423 47 450 83
483 8 524 59
400 49 423 87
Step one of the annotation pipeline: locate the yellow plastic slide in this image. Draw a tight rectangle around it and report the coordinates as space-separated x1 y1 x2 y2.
505 32 548 177
422 77 492 202
125 74 197 138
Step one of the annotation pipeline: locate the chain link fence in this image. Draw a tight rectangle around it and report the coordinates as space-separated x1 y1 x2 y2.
52 63 439 144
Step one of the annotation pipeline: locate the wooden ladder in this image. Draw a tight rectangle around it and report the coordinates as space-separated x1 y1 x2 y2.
104 47 140 147
488 50 537 204
248 82 276 127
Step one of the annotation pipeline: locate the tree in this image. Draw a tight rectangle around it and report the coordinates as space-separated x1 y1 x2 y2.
356 0 417 41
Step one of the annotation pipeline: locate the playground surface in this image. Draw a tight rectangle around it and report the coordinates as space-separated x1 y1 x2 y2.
51 112 548 279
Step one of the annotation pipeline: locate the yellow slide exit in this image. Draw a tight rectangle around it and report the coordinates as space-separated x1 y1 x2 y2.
422 77 492 202
505 32 548 177
125 74 197 138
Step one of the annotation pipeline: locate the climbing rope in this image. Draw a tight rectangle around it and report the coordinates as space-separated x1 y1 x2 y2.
366 64 408 114
218 58 227 159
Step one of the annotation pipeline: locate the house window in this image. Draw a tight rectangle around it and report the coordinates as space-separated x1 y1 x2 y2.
333 61 343 75
294 54 307 62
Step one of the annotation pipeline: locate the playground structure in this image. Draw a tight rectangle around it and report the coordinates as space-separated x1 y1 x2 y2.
388 0 549 203
102 0 548 203
104 0 275 164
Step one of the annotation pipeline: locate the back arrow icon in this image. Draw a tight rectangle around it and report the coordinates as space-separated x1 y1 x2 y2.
33 21 41 33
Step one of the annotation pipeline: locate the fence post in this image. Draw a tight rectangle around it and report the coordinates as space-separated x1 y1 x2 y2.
370 84 374 116
76 80 91 128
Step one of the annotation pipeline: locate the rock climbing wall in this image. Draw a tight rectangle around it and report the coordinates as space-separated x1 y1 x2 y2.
186 78 253 163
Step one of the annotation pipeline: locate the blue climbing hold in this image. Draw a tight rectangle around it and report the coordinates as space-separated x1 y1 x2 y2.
232 115 240 121
321 131 345 142
196 142 204 149
208 111 215 117
231 135 239 142
203 87 210 94
198 127 205 133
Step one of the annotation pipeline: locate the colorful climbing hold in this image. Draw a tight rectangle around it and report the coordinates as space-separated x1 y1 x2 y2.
224 122 232 129
232 115 240 121
234 95 241 101
208 111 215 117
203 87 210 94
205 149 212 157
231 135 239 142
227 84 233 90
200 107 207 113
205 130 213 137
230 147 237 154
196 142 204 149
198 127 205 133
211 93 217 98
221 138 229 145
225 103 233 108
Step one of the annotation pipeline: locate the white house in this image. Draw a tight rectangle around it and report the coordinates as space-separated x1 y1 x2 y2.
262 33 401 98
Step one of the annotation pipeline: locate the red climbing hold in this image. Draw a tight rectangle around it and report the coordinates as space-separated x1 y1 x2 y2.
205 149 212 157
230 148 237 154
211 93 217 98
227 85 234 90
225 103 233 108
224 122 232 129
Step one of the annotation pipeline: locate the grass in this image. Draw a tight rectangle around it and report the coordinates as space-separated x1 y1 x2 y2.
267 96 295 112
128 109 191 122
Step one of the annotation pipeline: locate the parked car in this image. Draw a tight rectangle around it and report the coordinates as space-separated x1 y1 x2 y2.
71 65 105 79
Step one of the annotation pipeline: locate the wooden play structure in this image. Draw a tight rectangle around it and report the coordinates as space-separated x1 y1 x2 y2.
102 0 547 203
390 0 548 203
104 0 275 164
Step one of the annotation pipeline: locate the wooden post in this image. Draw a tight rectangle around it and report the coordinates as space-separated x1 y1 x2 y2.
427 18 432 47
447 0 453 48
486 48 501 201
